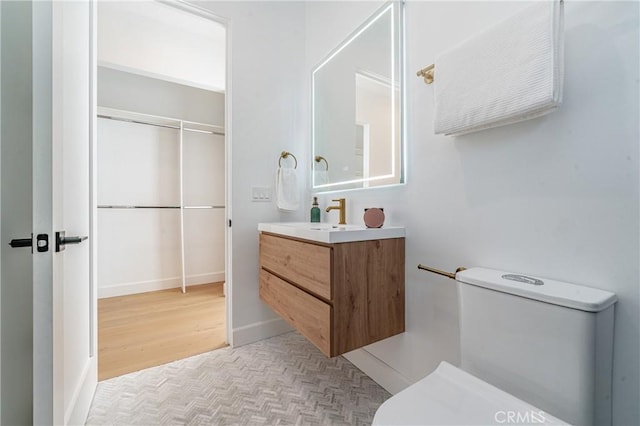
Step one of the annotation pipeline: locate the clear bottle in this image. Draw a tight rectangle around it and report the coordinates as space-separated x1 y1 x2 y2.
310 197 321 223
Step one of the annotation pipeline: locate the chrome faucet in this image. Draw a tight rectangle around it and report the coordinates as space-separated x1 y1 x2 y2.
325 198 346 225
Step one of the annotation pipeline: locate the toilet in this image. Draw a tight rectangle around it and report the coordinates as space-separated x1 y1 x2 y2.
373 268 617 426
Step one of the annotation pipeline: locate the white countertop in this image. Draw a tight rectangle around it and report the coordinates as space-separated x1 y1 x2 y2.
258 222 405 244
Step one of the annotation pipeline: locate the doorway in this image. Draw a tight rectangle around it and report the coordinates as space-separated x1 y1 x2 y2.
94 1 230 380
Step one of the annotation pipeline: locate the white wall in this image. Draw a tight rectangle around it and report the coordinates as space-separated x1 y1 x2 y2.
98 1 226 91
194 1 307 345
183 130 226 281
98 67 224 126
306 1 639 425
173 1 638 422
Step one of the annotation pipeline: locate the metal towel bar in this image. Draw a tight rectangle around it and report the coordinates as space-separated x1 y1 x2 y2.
417 264 467 279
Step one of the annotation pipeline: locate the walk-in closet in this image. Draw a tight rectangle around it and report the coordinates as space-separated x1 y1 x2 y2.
97 106 225 297
96 1 227 380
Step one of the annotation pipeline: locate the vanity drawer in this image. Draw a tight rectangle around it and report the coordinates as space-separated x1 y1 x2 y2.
259 269 331 356
260 233 331 300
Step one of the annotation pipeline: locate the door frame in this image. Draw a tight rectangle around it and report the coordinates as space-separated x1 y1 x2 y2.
91 0 234 345
3 1 233 421
160 0 233 346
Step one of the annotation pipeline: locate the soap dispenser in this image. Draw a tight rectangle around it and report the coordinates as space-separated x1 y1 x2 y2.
310 197 321 223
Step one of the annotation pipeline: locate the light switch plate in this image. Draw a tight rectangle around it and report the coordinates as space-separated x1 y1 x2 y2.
251 186 272 202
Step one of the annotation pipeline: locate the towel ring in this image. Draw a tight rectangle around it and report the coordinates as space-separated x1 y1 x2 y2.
314 156 329 171
279 151 298 169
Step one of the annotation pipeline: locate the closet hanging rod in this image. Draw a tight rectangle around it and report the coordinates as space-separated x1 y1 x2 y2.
97 114 181 130
98 115 225 136
183 127 225 136
183 205 225 209
98 205 180 209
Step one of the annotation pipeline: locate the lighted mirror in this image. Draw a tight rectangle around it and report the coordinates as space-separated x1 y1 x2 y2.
312 2 403 191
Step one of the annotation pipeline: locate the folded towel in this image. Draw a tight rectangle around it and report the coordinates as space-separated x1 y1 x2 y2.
434 0 564 136
314 170 330 186
276 166 299 211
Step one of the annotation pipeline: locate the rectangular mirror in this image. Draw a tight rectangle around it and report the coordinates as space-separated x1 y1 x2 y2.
312 2 404 191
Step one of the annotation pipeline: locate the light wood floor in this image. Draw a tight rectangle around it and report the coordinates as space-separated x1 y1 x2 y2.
98 282 227 381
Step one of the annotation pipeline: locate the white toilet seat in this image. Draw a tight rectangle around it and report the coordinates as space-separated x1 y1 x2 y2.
372 362 567 425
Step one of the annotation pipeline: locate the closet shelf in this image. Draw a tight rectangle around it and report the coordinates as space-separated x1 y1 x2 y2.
97 106 225 135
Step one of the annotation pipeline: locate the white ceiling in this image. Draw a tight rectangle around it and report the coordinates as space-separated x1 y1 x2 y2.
98 1 226 92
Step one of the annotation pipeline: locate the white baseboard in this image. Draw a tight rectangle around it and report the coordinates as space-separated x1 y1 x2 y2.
232 317 293 347
343 348 412 395
185 272 225 286
98 271 225 299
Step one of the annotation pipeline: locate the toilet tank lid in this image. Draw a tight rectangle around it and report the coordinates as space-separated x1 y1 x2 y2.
455 268 617 312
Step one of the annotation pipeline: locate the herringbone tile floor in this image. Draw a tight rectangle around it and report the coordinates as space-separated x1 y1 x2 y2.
86 331 390 425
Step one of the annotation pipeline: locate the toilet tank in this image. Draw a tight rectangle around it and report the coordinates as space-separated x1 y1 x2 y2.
456 268 616 426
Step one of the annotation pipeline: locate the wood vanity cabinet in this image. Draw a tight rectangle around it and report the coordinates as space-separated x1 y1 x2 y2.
259 232 405 357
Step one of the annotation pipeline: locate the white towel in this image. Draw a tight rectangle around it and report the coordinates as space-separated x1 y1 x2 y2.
434 0 564 136
276 167 299 211
314 170 330 186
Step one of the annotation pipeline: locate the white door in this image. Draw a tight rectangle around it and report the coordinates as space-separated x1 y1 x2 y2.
1 1 97 424
51 1 97 424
